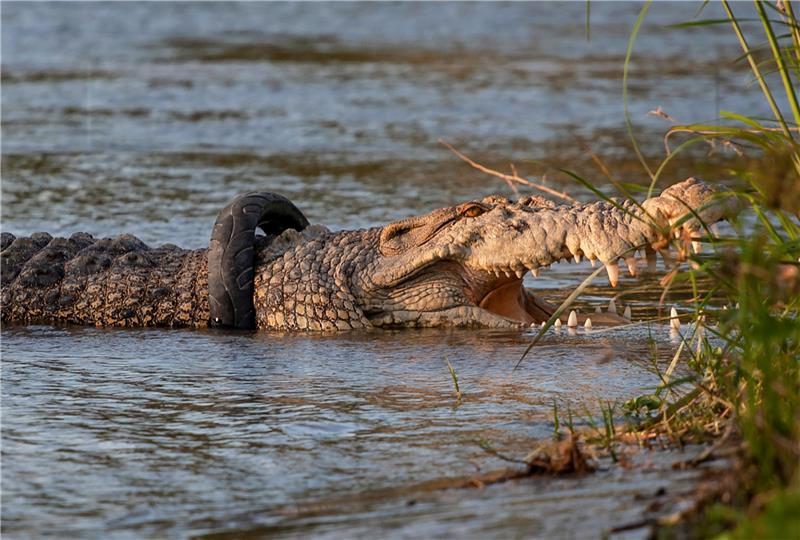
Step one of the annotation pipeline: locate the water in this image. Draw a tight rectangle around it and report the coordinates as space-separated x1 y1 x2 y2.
2 2 745 538
2 324 713 539
2 2 760 244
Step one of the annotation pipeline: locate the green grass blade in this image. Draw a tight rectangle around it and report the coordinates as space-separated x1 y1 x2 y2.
515 264 606 369
623 1 656 187
585 0 591 42
723 0 792 137
783 1 800 66
755 0 800 132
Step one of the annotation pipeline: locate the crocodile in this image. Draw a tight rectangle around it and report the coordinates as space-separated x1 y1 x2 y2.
0 177 736 331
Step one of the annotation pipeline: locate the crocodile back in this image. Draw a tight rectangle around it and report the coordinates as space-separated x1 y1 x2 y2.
1 233 210 327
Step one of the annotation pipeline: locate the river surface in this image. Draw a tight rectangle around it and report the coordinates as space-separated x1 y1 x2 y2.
2 2 749 538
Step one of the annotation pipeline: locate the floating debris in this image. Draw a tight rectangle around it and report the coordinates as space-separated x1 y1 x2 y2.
524 435 594 474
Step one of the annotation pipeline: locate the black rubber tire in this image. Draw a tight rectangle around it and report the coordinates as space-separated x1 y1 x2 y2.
208 192 309 329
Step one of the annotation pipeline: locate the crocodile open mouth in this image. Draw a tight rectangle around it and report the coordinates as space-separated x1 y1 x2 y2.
469 264 628 327
477 279 559 324
479 279 532 323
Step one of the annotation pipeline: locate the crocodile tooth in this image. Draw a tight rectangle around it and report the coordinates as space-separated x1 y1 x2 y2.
670 307 680 330
531 268 540 277
541 321 547 328
514 269 524 279
659 249 673 267
574 253 582 264
504 271 513 278
584 317 592 330
567 310 578 327
608 298 617 314
605 263 619 287
595 305 602 313
646 249 657 272
589 258 597 268
692 241 702 254
625 256 637 277
554 318 562 328
623 305 632 320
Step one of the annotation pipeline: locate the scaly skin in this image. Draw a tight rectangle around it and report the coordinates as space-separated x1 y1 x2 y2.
1 178 737 330
1 233 210 327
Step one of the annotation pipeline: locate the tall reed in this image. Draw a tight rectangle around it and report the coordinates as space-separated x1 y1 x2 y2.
546 1 800 533
626 0 799 532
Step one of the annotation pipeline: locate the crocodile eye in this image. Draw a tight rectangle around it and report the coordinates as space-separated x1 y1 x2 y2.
459 203 488 218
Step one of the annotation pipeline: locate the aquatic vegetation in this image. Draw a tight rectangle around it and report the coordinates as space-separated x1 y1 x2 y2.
462 1 800 535
445 357 462 405
594 1 800 535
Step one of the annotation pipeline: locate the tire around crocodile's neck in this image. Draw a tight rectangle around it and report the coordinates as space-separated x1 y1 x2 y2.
207 191 309 329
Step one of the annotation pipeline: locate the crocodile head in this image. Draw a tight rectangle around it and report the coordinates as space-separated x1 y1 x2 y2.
352 178 738 328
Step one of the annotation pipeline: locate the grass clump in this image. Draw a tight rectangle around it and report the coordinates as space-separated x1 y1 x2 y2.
456 2 797 533
539 1 800 535
616 1 800 535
